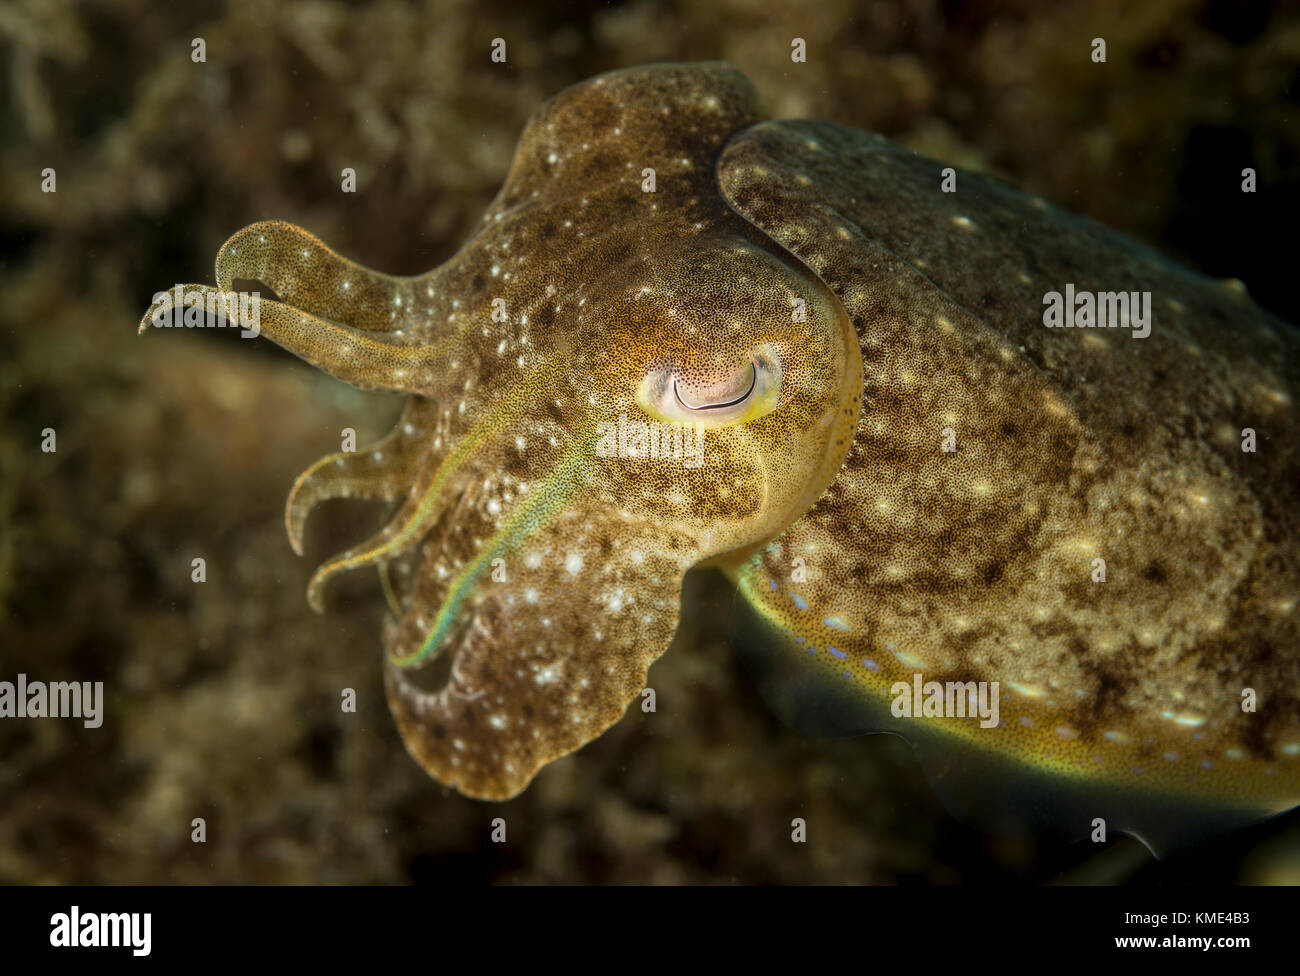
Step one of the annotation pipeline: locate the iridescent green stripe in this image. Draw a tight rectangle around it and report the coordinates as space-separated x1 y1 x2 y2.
390 445 589 668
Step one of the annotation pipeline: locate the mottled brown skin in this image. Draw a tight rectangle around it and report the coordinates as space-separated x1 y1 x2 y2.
722 119 1300 823
141 63 1297 827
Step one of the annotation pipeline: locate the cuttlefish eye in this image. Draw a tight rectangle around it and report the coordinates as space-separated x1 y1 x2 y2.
636 342 783 427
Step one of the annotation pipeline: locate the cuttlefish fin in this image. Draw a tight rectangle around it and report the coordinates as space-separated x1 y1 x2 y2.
383 511 702 800
729 555 1284 857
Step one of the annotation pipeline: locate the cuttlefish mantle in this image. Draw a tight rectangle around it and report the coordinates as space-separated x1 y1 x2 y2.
140 62 1298 851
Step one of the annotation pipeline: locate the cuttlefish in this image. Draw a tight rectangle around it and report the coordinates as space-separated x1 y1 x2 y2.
141 62 1298 850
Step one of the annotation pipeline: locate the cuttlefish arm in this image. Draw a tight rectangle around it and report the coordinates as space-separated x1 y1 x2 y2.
285 398 444 557
139 220 455 391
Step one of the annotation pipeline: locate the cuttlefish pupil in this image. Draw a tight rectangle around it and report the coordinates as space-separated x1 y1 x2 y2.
673 363 756 411
140 62 1298 851
642 342 784 427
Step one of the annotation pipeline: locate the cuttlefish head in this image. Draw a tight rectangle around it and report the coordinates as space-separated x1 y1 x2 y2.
139 63 861 798
365 233 861 799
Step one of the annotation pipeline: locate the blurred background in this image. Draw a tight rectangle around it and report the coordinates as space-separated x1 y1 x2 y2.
1 0 1298 882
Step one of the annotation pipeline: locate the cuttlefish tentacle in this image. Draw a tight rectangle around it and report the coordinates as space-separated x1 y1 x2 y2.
214 219 430 333
304 452 453 613
286 399 443 556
